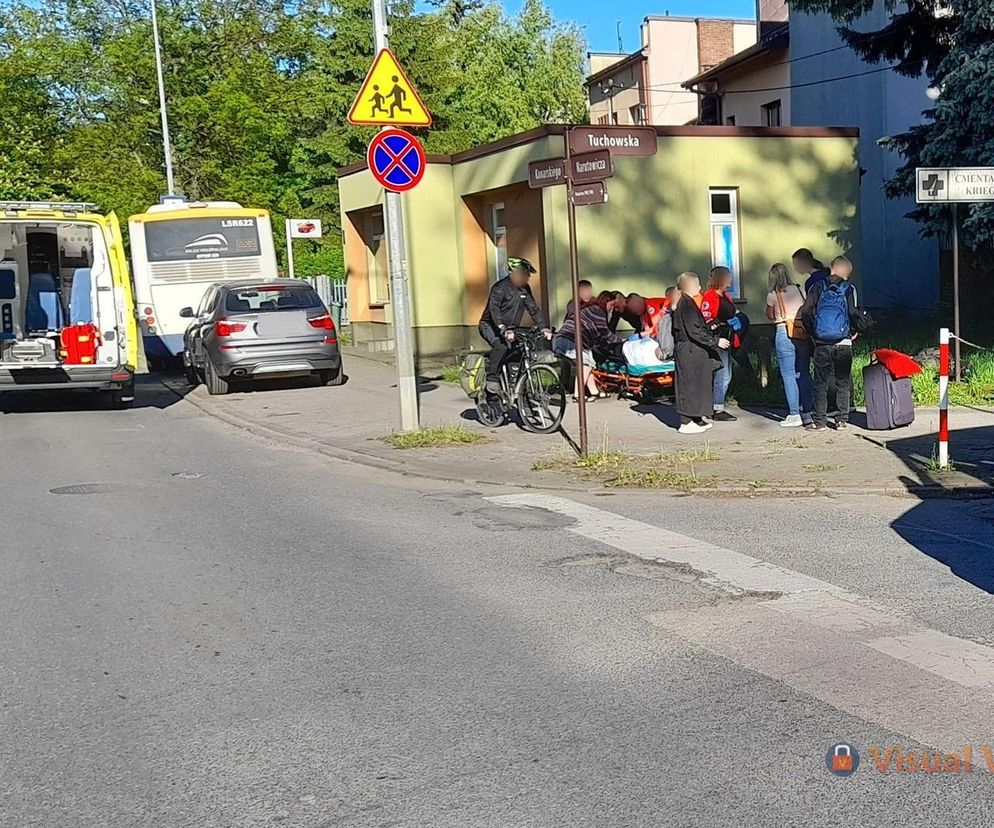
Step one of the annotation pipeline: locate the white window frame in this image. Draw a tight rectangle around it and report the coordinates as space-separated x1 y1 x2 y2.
708 188 743 298
490 202 507 284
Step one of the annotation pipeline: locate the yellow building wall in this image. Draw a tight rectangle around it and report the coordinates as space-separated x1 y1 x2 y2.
545 135 859 316
339 129 859 352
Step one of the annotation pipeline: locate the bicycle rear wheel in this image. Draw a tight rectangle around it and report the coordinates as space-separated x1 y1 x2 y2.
516 363 566 433
475 393 506 427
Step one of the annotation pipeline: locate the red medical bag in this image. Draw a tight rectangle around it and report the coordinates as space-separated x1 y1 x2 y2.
60 323 101 365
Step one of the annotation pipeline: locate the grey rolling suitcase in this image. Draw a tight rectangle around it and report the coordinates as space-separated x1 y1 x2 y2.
863 362 914 429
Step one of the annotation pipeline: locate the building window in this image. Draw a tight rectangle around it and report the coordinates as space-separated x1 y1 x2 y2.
762 99 782 127
611 111 619 125
597 114 609 126
367 211 389 305
629 104 645 125
725 115 736 126
708 188 742 297
490 202 507 283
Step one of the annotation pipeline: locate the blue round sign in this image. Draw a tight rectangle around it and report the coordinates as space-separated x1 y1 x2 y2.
367 129 426 192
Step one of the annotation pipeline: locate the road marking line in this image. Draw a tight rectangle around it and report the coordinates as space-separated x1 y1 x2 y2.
485 493 994 742
486 493 853 598
865 630 994 688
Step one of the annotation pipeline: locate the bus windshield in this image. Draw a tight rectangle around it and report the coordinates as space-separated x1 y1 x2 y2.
144 217 261 262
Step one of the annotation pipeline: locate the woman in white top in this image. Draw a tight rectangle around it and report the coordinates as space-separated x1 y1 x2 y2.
765 263 813 427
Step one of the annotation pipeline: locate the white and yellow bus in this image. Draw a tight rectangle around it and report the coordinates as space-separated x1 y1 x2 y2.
128 199 278 368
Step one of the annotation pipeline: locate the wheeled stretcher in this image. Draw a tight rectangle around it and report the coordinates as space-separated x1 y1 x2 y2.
591 358 675 403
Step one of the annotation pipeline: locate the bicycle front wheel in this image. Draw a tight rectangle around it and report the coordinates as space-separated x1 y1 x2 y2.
515 363 566 433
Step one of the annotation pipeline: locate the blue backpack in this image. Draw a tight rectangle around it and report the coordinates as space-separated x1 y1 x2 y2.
814 282 850 342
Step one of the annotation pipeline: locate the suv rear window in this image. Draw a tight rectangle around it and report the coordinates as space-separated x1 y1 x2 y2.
225 285 323 313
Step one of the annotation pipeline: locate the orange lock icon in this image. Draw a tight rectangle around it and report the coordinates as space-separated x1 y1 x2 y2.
832 745 853 772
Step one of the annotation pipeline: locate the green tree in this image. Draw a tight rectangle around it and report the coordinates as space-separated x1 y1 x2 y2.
881 0 994 244
788 0 994 244
0 0 587 273
789 0 957 79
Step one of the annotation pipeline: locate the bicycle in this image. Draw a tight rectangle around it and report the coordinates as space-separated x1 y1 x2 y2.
474 327 566 433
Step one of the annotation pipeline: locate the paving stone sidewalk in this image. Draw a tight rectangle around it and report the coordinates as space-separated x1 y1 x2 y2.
165 348 994 497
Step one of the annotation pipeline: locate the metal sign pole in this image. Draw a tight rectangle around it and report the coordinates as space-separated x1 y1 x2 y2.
284 219 295 279
150 0 176 194
372 0 420 431
952 203 962 382
565 129 588 457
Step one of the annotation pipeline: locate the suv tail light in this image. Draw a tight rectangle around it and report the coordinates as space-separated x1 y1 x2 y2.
215 318 247 337
308 315 335 331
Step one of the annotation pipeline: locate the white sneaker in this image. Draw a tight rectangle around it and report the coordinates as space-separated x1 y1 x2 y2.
780 414 803 428
679 421 709 434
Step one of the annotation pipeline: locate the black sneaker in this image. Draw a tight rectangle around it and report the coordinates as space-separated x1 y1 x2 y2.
835 420 848 431
712 410 737 422
805 422 828 432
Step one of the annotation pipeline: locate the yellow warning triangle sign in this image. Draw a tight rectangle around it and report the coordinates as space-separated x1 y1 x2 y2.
347 48 433 128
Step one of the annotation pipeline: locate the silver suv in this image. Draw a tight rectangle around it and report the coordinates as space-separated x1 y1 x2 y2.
181 279 343 395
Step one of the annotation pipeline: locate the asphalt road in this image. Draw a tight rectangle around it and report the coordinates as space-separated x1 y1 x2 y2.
3 379 994 826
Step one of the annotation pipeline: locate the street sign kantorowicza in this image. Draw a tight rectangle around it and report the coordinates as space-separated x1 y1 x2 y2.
348 48 432 128
367 129 427 192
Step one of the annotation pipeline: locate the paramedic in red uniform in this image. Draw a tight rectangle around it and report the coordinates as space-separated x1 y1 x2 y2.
700 267 738 422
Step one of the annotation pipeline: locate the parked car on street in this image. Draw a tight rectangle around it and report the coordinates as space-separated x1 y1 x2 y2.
181 279 343 395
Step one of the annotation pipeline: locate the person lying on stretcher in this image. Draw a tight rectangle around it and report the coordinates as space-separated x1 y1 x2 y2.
614 293 675 368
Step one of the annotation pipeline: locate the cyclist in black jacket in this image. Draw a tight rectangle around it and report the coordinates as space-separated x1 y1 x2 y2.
478 257 551 394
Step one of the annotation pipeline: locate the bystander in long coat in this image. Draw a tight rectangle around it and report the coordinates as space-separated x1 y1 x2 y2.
672 296 722 420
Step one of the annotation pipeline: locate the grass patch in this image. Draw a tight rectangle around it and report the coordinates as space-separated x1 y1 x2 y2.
533 443 719 491
382 425 487 449
922 444 957 473
802 462 844 473
337 326 353 347
438 364 462 384
730 327 994 409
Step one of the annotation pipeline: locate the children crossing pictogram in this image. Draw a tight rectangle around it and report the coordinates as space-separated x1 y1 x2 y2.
348 49 432 127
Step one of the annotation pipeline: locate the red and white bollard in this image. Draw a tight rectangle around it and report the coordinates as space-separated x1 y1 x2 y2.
938 327 950 469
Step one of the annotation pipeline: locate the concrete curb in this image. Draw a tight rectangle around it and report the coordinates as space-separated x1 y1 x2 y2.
163 379 605 494
162 379 992 500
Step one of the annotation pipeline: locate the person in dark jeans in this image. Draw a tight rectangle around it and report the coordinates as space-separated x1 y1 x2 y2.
801 255 858 431
478 257 551 395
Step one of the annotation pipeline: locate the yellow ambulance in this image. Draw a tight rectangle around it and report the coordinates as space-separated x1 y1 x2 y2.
0 202 138 407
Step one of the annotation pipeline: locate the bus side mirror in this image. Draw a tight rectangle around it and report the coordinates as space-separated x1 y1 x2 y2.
179 307 194 318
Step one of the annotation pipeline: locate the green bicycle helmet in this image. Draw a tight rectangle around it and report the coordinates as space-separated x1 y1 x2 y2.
507 256 536 274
